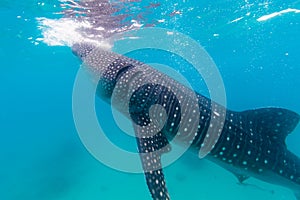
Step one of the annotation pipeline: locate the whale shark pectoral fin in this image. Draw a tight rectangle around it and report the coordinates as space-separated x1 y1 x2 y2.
134 126 171 200
143 167 170 200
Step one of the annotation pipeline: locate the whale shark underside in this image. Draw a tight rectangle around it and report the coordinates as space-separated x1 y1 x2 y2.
72 43 300 200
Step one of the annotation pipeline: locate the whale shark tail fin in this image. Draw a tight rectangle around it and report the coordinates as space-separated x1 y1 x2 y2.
240 107 300 146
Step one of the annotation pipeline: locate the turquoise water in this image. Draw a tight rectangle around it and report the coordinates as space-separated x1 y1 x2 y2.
1 0 300 200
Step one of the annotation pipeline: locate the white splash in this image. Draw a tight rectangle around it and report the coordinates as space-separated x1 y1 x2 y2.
36 17 113 49
257 8 300 22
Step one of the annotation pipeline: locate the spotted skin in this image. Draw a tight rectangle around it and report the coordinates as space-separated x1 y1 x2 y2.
72 43 300 200
209 108 300 188
135 130 171 200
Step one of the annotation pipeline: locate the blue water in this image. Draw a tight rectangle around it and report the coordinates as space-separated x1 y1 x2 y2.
1 0 300 200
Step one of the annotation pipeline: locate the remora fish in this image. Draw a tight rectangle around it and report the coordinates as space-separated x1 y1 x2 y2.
72 43 300 200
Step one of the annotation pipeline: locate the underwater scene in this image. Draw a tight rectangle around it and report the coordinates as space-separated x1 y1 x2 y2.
1 0 300 200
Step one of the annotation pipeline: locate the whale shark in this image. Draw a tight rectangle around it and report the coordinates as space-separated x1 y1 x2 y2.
72 43 300 200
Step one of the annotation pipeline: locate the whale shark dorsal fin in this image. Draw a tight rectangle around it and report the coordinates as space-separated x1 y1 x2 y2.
134 126 171 200
239 108 300 145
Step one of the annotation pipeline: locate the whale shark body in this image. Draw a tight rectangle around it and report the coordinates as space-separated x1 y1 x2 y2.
72 43 300 200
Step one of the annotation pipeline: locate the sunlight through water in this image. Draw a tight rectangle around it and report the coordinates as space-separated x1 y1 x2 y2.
36 0 159 48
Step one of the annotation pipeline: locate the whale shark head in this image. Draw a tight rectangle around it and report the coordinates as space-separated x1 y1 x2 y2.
72 43 96 60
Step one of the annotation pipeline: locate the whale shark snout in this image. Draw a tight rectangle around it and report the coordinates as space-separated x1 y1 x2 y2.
72 43 96 59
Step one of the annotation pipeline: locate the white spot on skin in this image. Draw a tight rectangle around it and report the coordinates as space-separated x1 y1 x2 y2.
213 111 220 116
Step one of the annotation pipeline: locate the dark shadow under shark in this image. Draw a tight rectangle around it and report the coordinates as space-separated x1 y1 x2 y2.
72 43 300 200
